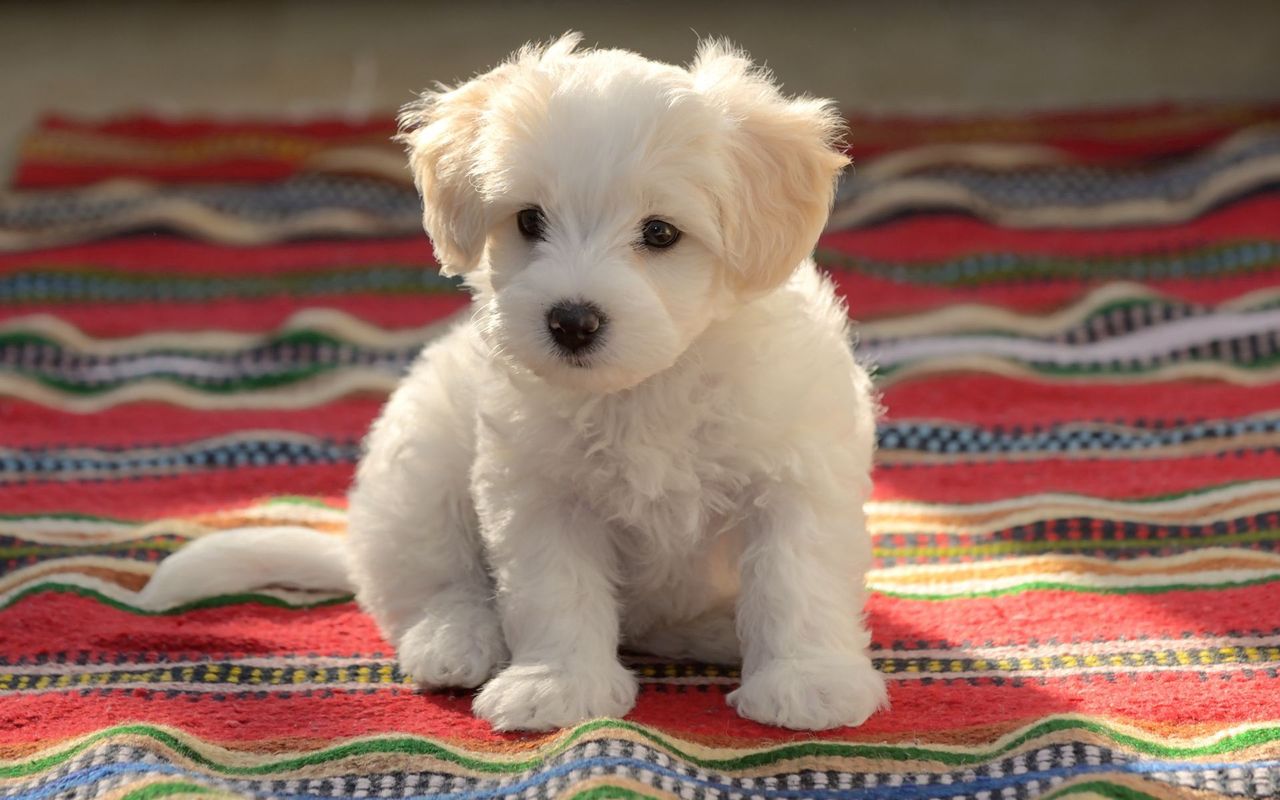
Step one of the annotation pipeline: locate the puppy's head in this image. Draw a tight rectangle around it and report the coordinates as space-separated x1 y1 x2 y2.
400 33 847 393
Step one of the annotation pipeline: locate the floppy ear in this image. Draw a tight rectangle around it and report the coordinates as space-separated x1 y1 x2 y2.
693 41 850 295
397 77 497 276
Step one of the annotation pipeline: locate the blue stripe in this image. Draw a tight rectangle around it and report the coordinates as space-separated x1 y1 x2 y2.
10 756 1280 800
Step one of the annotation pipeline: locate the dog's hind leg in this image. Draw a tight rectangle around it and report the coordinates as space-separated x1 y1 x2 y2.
346 332 508 689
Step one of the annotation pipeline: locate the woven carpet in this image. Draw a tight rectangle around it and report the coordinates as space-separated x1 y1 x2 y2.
3 103 1280 799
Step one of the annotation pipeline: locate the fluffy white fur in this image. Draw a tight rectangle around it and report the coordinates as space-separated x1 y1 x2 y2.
141 34 887 731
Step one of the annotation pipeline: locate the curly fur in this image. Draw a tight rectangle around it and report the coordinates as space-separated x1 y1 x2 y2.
142 33 887 732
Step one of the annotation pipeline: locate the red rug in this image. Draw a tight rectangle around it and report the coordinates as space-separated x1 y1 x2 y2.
2 103 1280 798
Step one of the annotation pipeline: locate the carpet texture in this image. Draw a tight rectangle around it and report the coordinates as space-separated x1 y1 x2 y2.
3 104 1280 799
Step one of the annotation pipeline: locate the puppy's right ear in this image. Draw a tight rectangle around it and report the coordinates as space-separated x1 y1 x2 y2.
397 78 496 276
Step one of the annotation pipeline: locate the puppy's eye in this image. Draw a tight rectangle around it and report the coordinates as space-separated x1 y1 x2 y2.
641 218 680 249
517 207 546 240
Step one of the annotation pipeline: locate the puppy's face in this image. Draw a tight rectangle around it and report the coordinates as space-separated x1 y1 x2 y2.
401 34 848 393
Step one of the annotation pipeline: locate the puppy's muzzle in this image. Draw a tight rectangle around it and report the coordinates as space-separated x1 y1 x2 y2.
546 301 606 355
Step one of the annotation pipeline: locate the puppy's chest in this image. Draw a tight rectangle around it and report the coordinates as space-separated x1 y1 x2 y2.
543 392 753 542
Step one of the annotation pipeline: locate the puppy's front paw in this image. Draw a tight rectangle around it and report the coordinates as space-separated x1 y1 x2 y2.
728 655 887 730
473 660 638 731
398 603 508 689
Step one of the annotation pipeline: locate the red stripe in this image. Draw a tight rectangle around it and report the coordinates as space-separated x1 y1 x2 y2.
0 669 1274 746
881 376 1280 426
3 294 467 336
21 105 1280 188
3 449 1273 516
0 400 383 447
17 160 339 189
33 114 398 140
5 584 1275 670
839 270 1280 318
824 193 1280 261
3 581 1276 743
872 453 1280 503
0 465 351 517
0 236 433 274
869 582 1280 645
7 453 1269 518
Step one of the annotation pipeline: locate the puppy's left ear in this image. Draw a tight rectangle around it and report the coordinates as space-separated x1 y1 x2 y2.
693 41 849 295
397 76 499 276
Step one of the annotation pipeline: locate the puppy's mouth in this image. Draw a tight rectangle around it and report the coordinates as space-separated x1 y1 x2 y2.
549 341 601 369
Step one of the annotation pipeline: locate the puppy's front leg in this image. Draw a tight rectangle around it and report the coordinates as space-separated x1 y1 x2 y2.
729 487 887 729
473 494 636 731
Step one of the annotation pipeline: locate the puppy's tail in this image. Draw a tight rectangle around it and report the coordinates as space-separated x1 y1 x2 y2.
138 527 351 611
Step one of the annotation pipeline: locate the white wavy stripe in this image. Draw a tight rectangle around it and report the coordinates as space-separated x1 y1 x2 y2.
11 548 1268 601
863 307 1280 367
0 201 418 252
873 499 1280 535
0 517 140 538
0 309 463 355
827 153 1280 231
852 281 1280 340
853 142 1072 181
7 562 1272 616
857 282 1147 339
0 369 401 412
5 481 1275 544
868 477 1280 517
0 572 343 610
51 353 401 383
6 286 1277 358
870 546 1280 581
0 503 346 543
0 556 154 594
866 567 1279 596
305 148 412 182
853 122 1280 183
203 501 347 525
871 354 1280 389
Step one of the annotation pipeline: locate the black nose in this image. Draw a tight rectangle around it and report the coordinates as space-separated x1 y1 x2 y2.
546 302 606 353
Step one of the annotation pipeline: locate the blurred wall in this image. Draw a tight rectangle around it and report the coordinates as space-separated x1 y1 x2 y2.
2 0 1279 172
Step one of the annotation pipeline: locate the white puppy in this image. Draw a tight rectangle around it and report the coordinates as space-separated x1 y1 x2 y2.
142 34 887 732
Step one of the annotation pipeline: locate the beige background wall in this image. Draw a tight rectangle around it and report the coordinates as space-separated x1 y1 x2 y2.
2 0 1279 177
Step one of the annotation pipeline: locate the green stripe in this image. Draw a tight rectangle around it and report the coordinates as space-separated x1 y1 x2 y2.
883 477 1266 507
0 329 383 351
0 538 187 559
6 526 1277 564
7 241 1274 299
568 788 663 800
0 582 352 615
817 239 1280 286
2 716 1278 780
1041 782 1164 800
12 364 338 395
0 266 462 304
876 527 1280 560
0 496 341 525
9 572 1279 619
875 572 1280 600
876 350 1280 380
119 782 220 800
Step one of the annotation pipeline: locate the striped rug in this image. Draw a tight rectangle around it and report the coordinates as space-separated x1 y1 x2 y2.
3 104 1280 799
